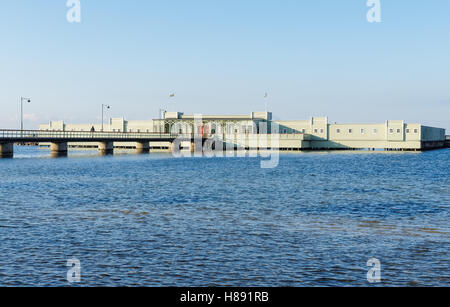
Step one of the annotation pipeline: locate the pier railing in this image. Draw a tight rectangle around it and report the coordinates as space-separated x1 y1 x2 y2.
0 129 180 142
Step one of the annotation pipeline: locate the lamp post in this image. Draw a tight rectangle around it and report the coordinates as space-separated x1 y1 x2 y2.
20 97 31 132
102 104 111 132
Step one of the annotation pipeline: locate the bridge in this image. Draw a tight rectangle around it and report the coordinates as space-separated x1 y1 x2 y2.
0 129 185 158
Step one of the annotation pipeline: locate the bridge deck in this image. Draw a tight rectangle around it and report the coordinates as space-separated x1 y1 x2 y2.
0 129 183 143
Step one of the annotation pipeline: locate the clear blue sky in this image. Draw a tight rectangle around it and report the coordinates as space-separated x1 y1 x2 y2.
0 0 449 130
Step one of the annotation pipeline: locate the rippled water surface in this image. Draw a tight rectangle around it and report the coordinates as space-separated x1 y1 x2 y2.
0 147 449 286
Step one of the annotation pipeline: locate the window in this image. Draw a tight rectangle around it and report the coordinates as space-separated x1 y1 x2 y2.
397 129 401 134
414 129 418 134
336 129 341 134
373 129 377 134
314 129 318 133
361 129 365 134
389 129 394 134
320 129 324 134
349 129 353 134
406 129 410 133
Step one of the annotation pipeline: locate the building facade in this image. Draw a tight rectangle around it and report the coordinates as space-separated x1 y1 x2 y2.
38 111 446 151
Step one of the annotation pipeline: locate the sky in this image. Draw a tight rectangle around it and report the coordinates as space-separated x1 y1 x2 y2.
0 0 449 130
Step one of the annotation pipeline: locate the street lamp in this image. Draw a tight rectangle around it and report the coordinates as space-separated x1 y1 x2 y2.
102 104 111 132
20 97 31 131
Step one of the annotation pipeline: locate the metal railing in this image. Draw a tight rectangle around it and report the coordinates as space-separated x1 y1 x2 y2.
0 129 179 141
0 129 252 142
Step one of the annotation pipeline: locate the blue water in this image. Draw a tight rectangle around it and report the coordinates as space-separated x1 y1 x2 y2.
0 147 449 286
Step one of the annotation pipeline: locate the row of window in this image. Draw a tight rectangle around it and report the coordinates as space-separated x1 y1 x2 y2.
279 128 420 135
405 129 419 134
333 128 419 135
48 127 420 135
62 128 154 133
110 129 152 133
258 127 421 135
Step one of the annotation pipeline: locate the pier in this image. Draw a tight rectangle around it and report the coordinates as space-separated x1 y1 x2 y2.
0 129 181 158
1 128 448 159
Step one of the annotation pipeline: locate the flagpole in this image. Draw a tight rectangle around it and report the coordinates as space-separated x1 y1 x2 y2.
169 92 175 112
264 92 268 112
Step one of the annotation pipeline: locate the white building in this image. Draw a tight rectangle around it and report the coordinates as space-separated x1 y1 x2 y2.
39 111 446 151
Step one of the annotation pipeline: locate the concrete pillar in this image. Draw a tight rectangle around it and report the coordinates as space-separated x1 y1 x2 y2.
169 141 181 153
98 141 114 155
50 142 68 157
0 142 13 158
190 139 205 155
136 142 150 154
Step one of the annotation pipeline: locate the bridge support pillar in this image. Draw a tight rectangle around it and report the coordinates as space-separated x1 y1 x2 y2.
136 142 150 154
98 141 114 155
50 142 68 157
169 141 183 153
190 139 205 155
0 142 13 158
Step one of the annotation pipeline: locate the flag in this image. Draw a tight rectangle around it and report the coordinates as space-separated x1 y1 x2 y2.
264 92 268 98
169 93 175 98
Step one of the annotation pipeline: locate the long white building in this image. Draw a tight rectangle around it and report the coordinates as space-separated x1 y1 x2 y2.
39 111 446 151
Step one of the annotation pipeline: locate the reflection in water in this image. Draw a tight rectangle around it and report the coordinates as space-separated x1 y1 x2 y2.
98 151 113 157
0 146 449 286
136 149 150 155
50 152 68 159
